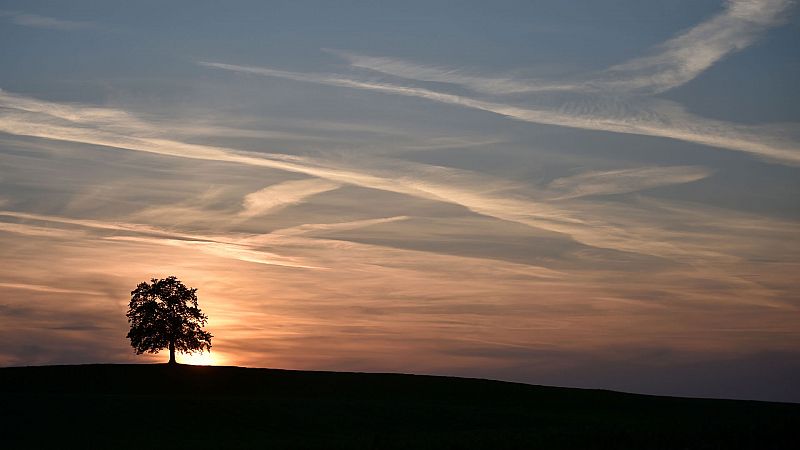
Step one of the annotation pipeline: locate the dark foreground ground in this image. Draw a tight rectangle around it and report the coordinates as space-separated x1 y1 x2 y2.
1 364 798 449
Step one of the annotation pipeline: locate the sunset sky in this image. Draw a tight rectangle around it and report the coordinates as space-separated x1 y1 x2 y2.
1 0 799 402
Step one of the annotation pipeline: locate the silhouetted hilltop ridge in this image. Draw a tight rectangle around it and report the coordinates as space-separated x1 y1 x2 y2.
2 364 798 449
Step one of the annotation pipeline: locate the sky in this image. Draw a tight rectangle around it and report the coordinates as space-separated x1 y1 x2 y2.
0 0 799 402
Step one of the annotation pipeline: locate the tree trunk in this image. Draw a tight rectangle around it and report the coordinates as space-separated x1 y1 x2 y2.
168 341 176 364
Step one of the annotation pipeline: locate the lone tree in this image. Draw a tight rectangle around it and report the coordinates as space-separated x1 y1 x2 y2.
126 276 212 364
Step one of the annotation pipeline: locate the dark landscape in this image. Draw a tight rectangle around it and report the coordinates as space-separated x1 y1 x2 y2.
2 364 798 449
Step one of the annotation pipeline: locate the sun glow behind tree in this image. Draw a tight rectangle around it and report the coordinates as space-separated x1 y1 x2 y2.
178 351 217 366
126 276 212 364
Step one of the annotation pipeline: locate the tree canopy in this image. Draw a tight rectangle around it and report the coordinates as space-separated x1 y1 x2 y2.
126 276 212 364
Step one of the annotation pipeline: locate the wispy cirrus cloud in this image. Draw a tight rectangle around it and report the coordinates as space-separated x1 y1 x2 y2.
106 236 323 270
0 221 83 238
0 209 412 270
199 61 800 166
0 89 771 264
239 178 341 218
329 0 795 95
325 49 581 95
0 210 321 269
0 10 95 31
546 166 713 200
601 0 795 93
4 87 799 274
264 216 410 238
198 0 798 165
0 210 194 239
0 282 102 296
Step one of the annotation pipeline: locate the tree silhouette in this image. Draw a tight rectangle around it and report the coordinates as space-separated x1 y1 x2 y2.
126 276 212 364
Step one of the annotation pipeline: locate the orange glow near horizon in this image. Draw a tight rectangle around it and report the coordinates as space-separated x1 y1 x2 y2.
177 351 218 366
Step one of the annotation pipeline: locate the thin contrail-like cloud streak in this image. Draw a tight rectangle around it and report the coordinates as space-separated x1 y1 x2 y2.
199 61 800 165
0 10 95 31
0 210 320 269
0 282 102 296
326 49 581 95
198 1 798 164
330 0 795 95
602 0 795 93
0 90 786 263
546 166 713 200
239 179 342 218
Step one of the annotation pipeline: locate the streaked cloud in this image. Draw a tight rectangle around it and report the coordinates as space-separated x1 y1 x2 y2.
265 216 410 238
0 90 792 265
0 209 407 270
325 49 580 95
239 178 341 218
0 10 94 31
546 166 712 199
601 0 795 93
0 282 102 296
0 210 316 268
0 221 84 238
199 62 800 166
106 236 323 270
327 1 794 95
194 1 799 166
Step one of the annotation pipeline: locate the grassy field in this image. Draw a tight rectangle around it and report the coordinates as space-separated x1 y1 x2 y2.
1 364 798 449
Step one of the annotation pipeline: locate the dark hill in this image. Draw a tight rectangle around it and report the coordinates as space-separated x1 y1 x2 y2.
1 364 798 449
